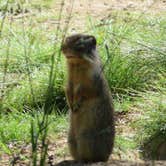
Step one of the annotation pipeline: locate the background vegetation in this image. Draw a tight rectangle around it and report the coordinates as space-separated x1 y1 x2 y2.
0 0 165 165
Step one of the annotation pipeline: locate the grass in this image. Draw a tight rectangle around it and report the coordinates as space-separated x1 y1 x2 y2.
0 0 54 13
0 0 166 164
90 11 166 95
2 66 66 112
133 90 166 159
1 11 165 112
0 112 32 145
0 111 67 153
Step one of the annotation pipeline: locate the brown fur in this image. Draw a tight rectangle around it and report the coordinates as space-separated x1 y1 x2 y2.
62 34 115 162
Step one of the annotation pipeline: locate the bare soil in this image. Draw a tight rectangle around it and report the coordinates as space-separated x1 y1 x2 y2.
54 0 166 31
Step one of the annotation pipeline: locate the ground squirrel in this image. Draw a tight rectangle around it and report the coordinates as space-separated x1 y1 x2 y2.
61 34 115 162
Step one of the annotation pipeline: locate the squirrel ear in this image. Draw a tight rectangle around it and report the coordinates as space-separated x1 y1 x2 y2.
89 36 96 48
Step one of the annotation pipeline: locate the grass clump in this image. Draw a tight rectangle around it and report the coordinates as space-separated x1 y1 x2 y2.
2 66 66 113
133 90 166 159
115 135 136 151
0 112 32 144
89 12 166 95
0 111 67 153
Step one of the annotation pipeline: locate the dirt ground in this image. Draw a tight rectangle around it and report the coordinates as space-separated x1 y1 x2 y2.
55 0 166 31
63 0 166 17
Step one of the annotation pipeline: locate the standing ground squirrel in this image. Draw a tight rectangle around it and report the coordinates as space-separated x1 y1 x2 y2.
61 34 115 162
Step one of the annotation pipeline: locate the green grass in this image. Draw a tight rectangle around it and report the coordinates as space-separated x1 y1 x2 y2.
115 135 137 151
0 111 67 153
2 66 66 112
0 0 55 13
133 90 166 159
89 11 166 94
0 112 32 144
1 11 165 112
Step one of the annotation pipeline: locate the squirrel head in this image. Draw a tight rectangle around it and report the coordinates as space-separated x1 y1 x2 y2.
61 34 97 62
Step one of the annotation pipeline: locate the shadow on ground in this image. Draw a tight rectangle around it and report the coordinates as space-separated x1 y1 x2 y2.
55 160 166 166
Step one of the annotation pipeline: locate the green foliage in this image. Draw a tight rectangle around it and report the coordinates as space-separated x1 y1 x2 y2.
115 135 136 151
2 66 66 112
0 111 67 152
1 11 165 113
0 0 54 13
133 91 166 159
0 112 32 144
89 12 166 94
